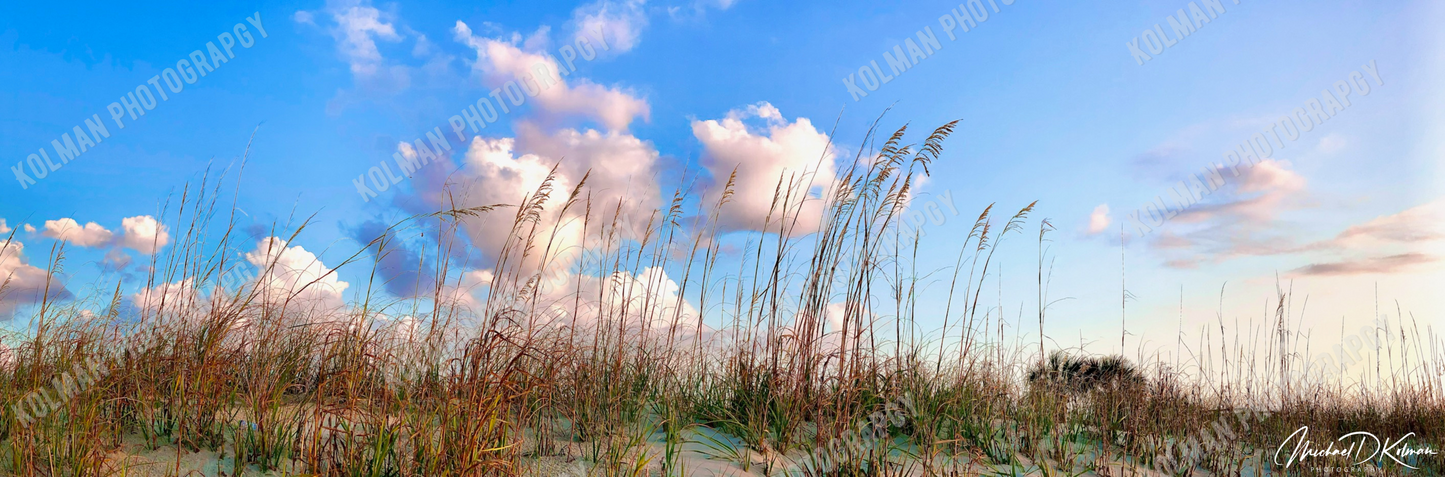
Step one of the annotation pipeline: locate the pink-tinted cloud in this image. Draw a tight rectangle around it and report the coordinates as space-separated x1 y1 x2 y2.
1173 159 1306 225
118 216 172 254
1288 252 1437 277
132 278 197 312
1153 160 1310 268
41 218 114 247
1087 204 1111 235
244 237 351 312
692 102 838 233
0 239 72 319
1321 198 1444 248
453 21 650 131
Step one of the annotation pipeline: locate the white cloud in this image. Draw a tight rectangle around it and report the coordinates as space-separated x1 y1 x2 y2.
0 342 12 370
522 26 552 52
515 122 662 222
506 266 702 337
604 266 699 331
438 269 494 313
131 279 197 312
22 224 34 233
41 218 114 248
0 239 72 318
299 0 412 94
692 102 838 233
1087 204 1111 235
0 219 9 235
244 237 350 311
570 0 648 54
118 216 171 254
439 130 656 273
440 136 578 262
382 314 422 342
328 0 401 76
453 21 650 131
820 302 847 332
426 124 663 273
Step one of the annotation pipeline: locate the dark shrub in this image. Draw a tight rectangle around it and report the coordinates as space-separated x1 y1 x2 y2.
1028 351 1142 395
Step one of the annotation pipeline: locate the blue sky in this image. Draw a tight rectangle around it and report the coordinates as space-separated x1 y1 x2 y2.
2 0 1441 359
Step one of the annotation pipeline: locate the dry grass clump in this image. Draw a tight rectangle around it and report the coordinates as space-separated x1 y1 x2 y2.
1 121 1442 476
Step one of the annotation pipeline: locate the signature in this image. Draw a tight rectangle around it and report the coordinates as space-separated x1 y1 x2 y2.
1275 426 1438 470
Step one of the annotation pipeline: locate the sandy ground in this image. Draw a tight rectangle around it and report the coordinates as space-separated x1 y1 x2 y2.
98 432 1188 477
91 412 1204 476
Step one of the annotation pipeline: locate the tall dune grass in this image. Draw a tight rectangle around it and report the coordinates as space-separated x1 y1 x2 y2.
1 121 1441 476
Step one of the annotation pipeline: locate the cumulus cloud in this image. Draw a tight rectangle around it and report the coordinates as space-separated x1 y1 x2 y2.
0 342 12 370
570 0 648 54
118 216 171 254
378 314 423 342
419 124 662 271
498 266 702 338
131 279 197 312
1087 204 1111 235
453 21 650 131
0 239 72 319
781 301 877 356
439 135 580 262
41 218 114 247
0 219 9 234
692 102 838 233
515 122 662 219
438 269 493 314
244 237 350 312
37 216 170 255
605 266 700 331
